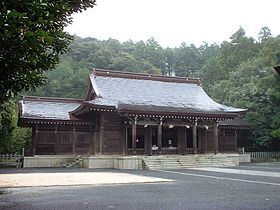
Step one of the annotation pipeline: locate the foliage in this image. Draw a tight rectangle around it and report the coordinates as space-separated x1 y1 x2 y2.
0 0 96 102
0 101 31 153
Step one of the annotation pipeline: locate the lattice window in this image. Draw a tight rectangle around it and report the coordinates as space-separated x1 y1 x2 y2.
37 133 55 143
57 133 72 143
225 130 235 136
77 134 90 143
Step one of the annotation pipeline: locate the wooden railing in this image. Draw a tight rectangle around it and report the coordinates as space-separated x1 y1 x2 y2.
247 151 280 159
0 153 23 168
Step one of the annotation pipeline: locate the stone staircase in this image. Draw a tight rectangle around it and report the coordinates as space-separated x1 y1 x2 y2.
64 155 84 168
143 154 236 170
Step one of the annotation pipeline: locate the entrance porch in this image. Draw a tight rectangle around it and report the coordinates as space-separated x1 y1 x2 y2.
125 122 223 156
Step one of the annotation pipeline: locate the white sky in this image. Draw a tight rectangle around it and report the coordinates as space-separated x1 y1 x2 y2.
65 0 280 48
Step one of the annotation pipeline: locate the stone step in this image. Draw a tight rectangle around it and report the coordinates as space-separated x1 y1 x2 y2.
143 155 236 170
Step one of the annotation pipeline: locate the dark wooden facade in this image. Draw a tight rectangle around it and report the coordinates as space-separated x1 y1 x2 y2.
23 111 244 156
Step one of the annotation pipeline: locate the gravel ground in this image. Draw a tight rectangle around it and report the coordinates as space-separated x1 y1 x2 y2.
0 169 173 187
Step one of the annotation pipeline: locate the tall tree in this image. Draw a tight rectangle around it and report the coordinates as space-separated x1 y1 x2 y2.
0 0 96 102
258 26 272 43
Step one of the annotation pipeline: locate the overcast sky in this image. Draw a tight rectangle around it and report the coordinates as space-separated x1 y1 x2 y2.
65 0 280 48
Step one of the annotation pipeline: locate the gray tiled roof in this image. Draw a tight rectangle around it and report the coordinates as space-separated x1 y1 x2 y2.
219 117 250 127
20 100 80 120
88 75 245 114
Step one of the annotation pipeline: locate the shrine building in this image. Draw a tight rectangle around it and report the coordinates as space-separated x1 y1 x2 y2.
19 69 250 168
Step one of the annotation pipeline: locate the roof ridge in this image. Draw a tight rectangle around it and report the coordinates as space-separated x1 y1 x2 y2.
22 96 83 103
92 68 202 85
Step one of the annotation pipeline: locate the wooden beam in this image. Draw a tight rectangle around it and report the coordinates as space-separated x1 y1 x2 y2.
213 123 218 154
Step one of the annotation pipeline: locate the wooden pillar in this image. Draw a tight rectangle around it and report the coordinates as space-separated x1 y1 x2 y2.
204 129 208 154
148 127 152 156
33 125 38 155
144 127 150 155
99 113 104 155
158 125 162 155
72 126 76 154
132 124 137 155
100 127 103 155
192 124 197 154
213 123 218 154
54 125 58 155
90 125 95 155
234 129 238 152
182 127 187 155
124 125 128 155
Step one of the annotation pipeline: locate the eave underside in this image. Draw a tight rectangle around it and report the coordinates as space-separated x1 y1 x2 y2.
19 118 94 126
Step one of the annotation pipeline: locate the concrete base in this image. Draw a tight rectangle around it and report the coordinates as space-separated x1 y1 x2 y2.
238 154 251 163
220 153 240 166
84 156 143 170
23 153 243 169
23 155 75 168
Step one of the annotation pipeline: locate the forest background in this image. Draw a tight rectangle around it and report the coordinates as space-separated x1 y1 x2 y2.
1 26 279 153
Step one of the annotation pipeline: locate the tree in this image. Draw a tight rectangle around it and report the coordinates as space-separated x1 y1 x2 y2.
0 0 96 102
173 43 203 77
230 26 246 44
0 101 31 153
258 26 272 43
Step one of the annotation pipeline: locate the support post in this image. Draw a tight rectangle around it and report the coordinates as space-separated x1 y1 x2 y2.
100 127 103 155
144 126 150 155
54 125 58 155
148 127 152 156
72 126 76 154
124 125 128 155
90 125 95 155
33 125 38 155
213 123 218 154
132 123 137 155
205 129 208 154
182 127 187 155
158 124 162 155
234 129 238 152
192 124 197 154
99 113 104 155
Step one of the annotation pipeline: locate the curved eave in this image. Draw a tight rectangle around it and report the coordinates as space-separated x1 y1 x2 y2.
70 101 117 117
120 109 243 120
69 103 88 117
83 101 116 110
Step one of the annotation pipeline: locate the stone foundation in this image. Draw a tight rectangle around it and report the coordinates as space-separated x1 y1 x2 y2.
84 156 143 170
238 154 251 163
24 154 244 169
23 155 76 168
